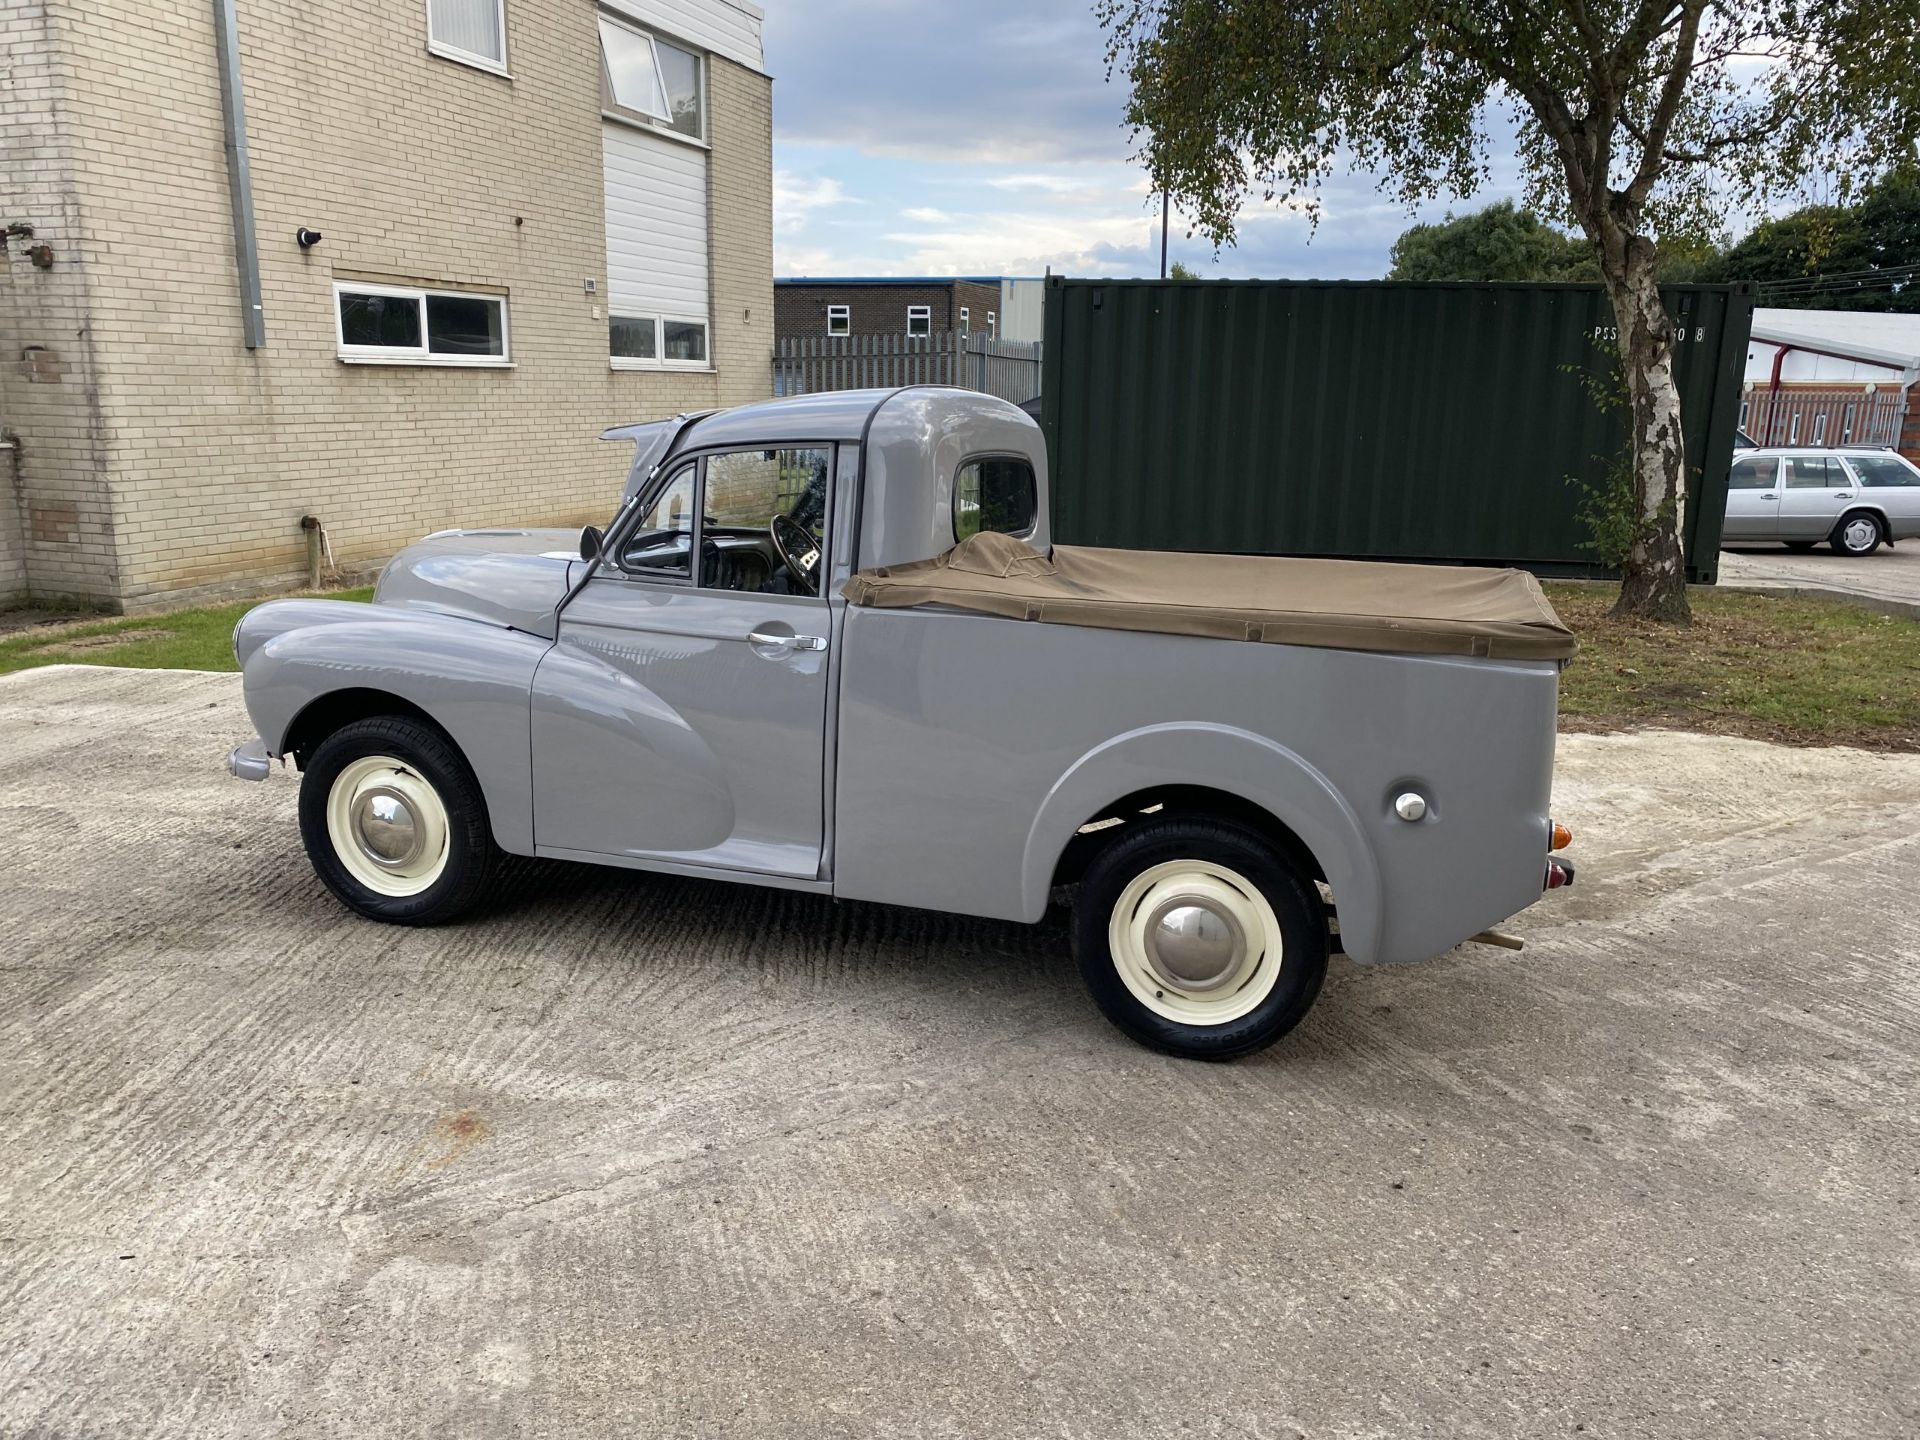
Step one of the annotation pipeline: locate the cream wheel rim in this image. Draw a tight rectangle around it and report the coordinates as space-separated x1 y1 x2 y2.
1108 860 1283 1025
325 755 450 897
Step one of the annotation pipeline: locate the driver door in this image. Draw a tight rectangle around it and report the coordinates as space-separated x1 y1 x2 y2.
529 445 835 878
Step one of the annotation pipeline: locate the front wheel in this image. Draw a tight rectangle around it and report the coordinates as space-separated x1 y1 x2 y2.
298 715 499 925
1073 817 1328 1060
1832 512 1883 557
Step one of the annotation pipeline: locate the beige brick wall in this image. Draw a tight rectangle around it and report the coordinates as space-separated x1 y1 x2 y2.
0 0 123 605
7 0 772 608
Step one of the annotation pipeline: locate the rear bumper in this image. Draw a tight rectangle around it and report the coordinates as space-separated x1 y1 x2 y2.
227 737 272 781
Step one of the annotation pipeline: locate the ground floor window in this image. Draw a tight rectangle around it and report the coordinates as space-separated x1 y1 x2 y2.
335 282 508 365
610 314 708 365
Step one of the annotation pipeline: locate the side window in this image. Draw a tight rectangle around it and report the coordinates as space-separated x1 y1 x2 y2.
701 447 832 592
1728 457 1777 490
622 463 696 577
954 457 1037 542
1846 455 1920 488
1785 456 1843 488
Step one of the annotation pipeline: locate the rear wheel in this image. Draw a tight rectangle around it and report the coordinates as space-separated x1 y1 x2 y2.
1072 816 1328 1060
1832 512 1883 557
298 716 499 925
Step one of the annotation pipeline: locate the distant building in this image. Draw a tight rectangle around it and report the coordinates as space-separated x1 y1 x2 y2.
776 277 1007 343
1 0 774 610
1742 309 1920 459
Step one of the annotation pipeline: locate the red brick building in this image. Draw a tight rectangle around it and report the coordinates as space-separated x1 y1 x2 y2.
776 277 1007 342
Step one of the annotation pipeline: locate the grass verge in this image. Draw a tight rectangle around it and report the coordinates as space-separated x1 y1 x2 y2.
1545 581 1920 751
0 589 373 677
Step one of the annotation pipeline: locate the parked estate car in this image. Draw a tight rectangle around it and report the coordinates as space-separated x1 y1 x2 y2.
1722 447 1920 555
227 389 1578 1060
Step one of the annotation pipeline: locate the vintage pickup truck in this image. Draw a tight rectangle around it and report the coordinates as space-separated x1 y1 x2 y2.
228 388 1577 1059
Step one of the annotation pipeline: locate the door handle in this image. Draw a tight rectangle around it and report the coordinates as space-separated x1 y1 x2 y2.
1834 491 1853 498
747 629 826 652
1761 493 1775 500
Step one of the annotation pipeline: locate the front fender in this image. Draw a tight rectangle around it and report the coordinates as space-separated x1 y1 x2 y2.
1019 723 1386 963
237 601 550 854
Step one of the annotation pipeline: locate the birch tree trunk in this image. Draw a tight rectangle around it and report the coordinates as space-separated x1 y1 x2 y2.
1601 239 1692 623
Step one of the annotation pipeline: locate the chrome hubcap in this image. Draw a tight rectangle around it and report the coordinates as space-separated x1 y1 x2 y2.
351 786 421 868
1143 899 1245 992
1844 519 1876 550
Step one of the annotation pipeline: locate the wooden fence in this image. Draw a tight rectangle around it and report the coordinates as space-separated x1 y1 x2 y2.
774 331 1042 404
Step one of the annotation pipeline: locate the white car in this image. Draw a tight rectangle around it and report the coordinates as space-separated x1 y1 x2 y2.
1723 447 1920 556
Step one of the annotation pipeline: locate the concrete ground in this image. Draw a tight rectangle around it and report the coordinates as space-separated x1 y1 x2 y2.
3 667 1916 1440
1720 542 1920 617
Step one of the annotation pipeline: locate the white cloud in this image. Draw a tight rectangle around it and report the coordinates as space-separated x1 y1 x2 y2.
773 171 849 235
901 206 954 224
987 174 1098 195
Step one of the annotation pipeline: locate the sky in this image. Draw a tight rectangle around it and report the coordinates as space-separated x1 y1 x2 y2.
760 0 1532 281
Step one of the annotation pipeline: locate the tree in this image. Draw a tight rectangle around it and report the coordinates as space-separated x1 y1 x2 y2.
1100 0 1920 622
1390 200 1596 280
1169 260 1202 278
1700 170 1920 311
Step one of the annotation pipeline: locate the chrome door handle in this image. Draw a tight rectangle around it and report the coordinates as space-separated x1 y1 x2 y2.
1760 493 1775 499
1834 491 1853 498
747 629 826 652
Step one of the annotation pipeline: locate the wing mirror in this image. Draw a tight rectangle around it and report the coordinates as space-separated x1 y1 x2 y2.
579 525 603 562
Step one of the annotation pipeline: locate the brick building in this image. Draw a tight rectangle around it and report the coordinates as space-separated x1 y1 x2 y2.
1741 309 1920 462
776 278 1008 343
0 0 773 610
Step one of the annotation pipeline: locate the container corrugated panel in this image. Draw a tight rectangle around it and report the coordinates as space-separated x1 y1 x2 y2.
1039 278 1751 582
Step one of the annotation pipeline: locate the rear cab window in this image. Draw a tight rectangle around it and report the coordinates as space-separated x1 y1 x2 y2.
954 457 1037 542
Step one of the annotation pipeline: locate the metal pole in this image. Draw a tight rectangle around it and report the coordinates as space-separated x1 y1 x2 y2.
213 0 265 347
1160 192 1169 279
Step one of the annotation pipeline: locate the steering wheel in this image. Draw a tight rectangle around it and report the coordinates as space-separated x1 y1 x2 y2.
769 513 822 596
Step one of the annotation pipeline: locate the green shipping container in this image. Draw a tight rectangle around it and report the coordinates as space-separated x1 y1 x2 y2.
1039 277 1752 583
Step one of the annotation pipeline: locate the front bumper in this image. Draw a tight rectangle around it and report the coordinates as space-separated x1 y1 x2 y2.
227 737 273 781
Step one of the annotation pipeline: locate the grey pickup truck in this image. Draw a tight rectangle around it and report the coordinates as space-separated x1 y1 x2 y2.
228 388 1577 1059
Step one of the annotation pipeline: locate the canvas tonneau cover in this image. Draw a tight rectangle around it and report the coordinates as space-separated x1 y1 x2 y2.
845 532 1576 661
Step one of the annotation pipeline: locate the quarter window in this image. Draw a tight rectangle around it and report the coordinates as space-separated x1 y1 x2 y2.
621 464 696 577
428 0 507 72
599 15 704 141
826 304 850 337
954 457 1037 542
335 282 508 364
1846 455 1920 487
1727 457 1777 490
906 305 931 338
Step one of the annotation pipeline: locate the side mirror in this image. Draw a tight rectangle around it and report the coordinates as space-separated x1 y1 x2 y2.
579 525 603 562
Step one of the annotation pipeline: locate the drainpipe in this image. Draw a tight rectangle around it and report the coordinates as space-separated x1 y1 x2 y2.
1765 343 1792 444
213 0 265 347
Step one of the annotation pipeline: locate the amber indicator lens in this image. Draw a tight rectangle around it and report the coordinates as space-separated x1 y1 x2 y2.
1550 822 1572 851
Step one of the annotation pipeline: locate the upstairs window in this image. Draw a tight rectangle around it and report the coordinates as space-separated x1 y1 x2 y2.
599 15 704 141
428 0 507 74
959 307 970 338
906 305 931 338
336 282 508 366
827 304 850 337
987 310 997 339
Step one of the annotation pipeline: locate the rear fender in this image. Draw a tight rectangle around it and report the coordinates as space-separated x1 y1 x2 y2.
237 600 549 854
1020 723 1385 962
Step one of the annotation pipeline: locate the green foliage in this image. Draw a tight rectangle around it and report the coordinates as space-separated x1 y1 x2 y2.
1390 201 1597 281
1168 260 1201 279
1698 170 1920 311
0 589 374 676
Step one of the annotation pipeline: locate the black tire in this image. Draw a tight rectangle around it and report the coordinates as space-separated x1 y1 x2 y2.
297 715 499 925
1831 511 1884 557
1784 541 1816 552
1072 816 1328 1061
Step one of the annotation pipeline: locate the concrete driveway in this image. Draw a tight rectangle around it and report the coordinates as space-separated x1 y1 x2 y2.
3 667 1916 1439
1720 542 1920 616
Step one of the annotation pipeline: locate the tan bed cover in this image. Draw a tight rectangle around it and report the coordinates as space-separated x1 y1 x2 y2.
845 532 1576 661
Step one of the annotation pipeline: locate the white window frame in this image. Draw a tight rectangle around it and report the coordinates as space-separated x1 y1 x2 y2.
906 305 931 338
959 306 970 338
987 310 997 339
425 0 510 77
609 312 713 372
334 280 511 367
826 304 850 337
599 11 708 148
